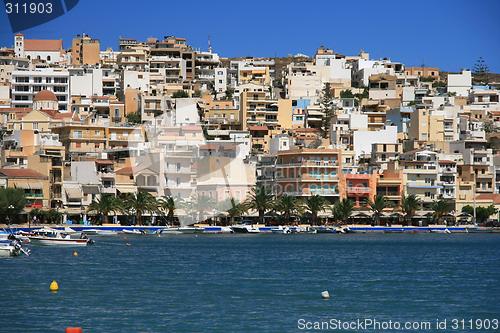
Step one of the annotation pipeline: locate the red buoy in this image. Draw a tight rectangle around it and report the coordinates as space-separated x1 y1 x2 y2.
66 328 83 333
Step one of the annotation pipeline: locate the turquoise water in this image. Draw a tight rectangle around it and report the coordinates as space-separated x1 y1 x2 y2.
2 234 500 332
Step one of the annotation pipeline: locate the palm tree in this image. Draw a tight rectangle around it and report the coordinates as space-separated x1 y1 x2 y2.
431 199 452 225
304 195 328 225
401 194 421 226
226 198 248 225
123 192 158 225
369 195 388 226
157 196 177 225
87 195 122 224
332 199 354 225
274 195 301 224
245 186 274 224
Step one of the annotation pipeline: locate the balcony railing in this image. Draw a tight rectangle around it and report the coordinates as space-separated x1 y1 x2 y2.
347 186 371 194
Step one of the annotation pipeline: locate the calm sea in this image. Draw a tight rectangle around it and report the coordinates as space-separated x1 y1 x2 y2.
1 234 500 332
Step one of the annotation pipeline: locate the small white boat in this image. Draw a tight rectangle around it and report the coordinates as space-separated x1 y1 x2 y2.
27 228 93 246
271 226 292 234
231 225 260 233
159 226 201 235
121 229 145 235
0 239 30 257
202 226 233 234
82 229 118 236
0 243 21 257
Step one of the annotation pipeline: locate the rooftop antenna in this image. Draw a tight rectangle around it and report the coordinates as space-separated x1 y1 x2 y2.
208 35 212 53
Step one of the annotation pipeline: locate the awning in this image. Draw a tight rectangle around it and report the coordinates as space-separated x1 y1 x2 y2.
82 185 100 194
65 187 82 200
116 185 136 193
29 182 43 190
14 183 30 189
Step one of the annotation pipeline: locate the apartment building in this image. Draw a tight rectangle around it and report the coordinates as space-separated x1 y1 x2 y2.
274 148 342 200
71 34 100 66
239 90 292 131
401 150 441 207
11 69 70 111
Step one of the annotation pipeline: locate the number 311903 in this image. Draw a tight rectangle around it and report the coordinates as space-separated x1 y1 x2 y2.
5 2 53 14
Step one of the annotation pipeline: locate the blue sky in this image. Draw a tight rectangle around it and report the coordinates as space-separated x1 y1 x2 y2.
1 0 499 72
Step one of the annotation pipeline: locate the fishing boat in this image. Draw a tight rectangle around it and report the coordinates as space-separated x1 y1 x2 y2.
27 228 93 246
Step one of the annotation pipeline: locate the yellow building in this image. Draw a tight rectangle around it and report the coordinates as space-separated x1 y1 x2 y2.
240 91 292 131
71 34 100 66
0 168 50 209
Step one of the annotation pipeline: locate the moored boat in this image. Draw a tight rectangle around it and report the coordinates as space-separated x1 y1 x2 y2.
231 225 260 233
202 226 233 234
27 228 93 246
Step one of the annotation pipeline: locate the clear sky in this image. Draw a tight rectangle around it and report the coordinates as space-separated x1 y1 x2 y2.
1 0 499 72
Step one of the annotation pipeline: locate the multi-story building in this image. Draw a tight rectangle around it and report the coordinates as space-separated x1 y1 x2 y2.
71 34 100 66
401 150 440 207
11 69 70 111
274 148 341 201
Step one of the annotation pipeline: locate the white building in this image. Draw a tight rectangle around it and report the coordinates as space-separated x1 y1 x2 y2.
11 68 70 111
214 67 227 96
69 68 103 97
352 126 397 159
14 34 64 64
447 70 472 97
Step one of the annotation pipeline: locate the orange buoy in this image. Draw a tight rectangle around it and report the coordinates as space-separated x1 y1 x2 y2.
66 327 83 333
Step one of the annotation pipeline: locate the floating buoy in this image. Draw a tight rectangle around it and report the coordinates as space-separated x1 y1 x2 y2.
126 243 131 246
72 250 78 257
66 328 83 333
49 280 59 292
321 290 330 299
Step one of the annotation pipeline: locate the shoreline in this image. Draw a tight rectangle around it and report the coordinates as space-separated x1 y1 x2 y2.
3 224 500 234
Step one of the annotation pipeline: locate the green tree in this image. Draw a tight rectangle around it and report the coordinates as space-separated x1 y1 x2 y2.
340 89 354 98
304 195 328 225
224 88 234 100
401 194 421 226
123 192 158 225
172 90 189 98
245 186 274 224
274 195 301 224
182 194 217 223
126 112 141 124
332 199 354 225
369 195 388 226
473 57 489 75
431 200 452 224
0 188 26 223
45 209 63 224
157 196 177 225
320 83 335 139
226 198 248 225
87 195 123 224
462 205 498 224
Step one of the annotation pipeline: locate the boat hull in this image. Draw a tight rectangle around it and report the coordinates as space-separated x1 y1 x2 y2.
29 237 90 246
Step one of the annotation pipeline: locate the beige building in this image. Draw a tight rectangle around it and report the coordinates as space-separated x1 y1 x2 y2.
404 67 440 79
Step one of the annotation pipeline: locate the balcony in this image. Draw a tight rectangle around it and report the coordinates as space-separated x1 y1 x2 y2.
406 181 441 189
347 186 371 194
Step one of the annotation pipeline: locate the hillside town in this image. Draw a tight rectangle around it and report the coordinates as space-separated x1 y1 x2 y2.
0 33 499 226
